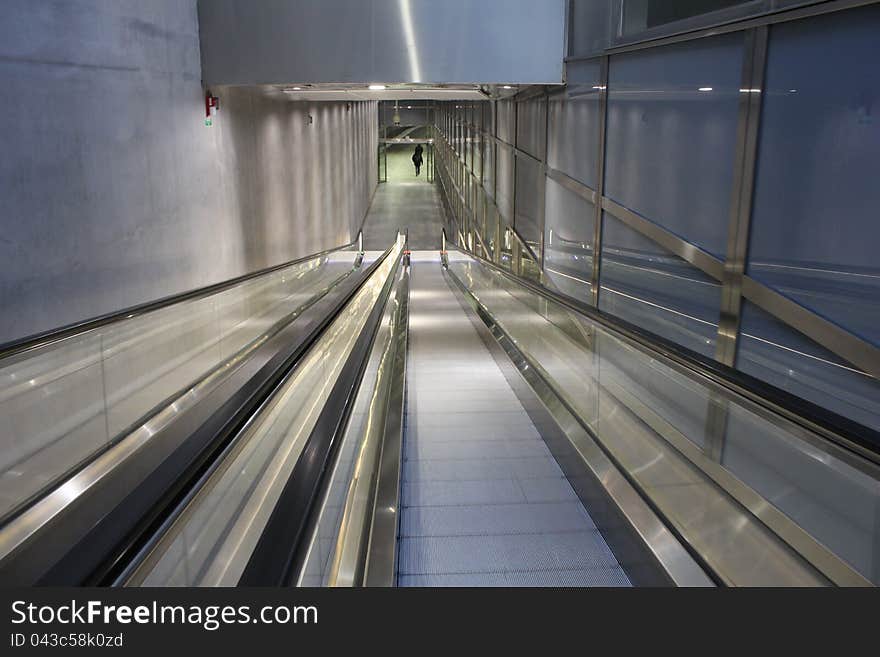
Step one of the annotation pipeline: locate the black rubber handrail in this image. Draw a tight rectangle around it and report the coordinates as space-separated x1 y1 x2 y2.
0 235 363 361
239 248 405 585
449 247 880 462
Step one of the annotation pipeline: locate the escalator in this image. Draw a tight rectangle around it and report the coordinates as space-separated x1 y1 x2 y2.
0 234 878 587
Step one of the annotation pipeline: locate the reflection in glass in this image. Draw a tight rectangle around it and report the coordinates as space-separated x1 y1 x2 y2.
515 96 547 160
543 178 594 302
737 301 880 433
448 251 880 584
599 214 720 358
0 252 358 521
513 154 543 252
547 59 602 188
604 32 743 257
747 4 880 348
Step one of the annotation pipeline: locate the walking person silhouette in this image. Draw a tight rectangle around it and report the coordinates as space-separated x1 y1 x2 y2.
412 144 424 176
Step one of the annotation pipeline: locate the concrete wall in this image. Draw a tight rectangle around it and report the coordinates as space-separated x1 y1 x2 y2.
0 1 377 344
198 0 567 85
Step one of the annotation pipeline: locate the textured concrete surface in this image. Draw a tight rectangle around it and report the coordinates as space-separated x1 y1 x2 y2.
0 1 377 343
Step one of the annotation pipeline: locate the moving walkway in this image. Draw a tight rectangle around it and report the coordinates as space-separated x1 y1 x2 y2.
0 233 877 586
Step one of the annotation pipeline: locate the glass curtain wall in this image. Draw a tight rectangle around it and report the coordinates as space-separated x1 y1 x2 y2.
431 0 880 434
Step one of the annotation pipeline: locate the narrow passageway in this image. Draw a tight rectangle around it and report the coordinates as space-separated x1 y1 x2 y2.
385 145 426 183
361 150 444 251
398 252 630 586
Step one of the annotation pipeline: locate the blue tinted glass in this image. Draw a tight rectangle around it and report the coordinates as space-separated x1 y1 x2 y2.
604 32 743 257
496 146 514 225
544 177 594 302
568 0 613 57
482 136 494 201
497 100 515 145
514 154 543 249
737 301 880 433
516 96 546 160
599 214 721 358
548 59 602 188
747 4 880 348
722 405 880 581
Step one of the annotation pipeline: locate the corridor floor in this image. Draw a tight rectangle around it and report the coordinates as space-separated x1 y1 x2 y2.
361 154 444 251
397 251 631 586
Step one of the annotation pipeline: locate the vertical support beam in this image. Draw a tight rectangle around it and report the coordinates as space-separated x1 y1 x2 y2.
493 101 498 201
493 100 501 264
539 91 550 274
590 56 610 307
715 25 768 367
704 25 768 464
511 100 519 239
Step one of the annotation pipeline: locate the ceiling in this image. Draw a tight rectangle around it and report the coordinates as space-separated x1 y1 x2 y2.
259 83 523 102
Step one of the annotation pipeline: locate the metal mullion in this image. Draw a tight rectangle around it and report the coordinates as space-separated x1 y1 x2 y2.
742 277 880 381
539 91 550 273
594 0 877 57
602 197 725 281
716 25 768 368
546 167 597 204
511 100 518 239
590 56 609 307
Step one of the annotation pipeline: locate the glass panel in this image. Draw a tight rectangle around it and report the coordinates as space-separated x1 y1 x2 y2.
515 96 546 160
0 252 358 521
447 252 880 585
513 154 543 250
721 402 880 581
496 145 514 225
482 132 495 201
737 301 880 433
136 247 401 585
747 4 880 348
599 213 721 358
604 32 744 257
547 59 602 188
622 0 761 36
496 100 515 145
568 0 613 58
0 332 107 517
299 262 399 586
543 177 594 303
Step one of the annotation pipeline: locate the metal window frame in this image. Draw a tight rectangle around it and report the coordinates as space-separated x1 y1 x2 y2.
564 0 880 59
446 2 880 415
715 25 768 368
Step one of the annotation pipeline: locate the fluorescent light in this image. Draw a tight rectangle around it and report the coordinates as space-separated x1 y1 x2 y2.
293 87 301 90
368 84 386 90
739 88 761 93
698 87 713 92
502 85 512 89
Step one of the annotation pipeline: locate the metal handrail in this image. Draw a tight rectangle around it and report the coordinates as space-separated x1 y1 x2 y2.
0 239 392 585
444 252 874 586
0 232 364 361
238 242 406 585
323 251 410 587
507 225 541 265
444 245 880 464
